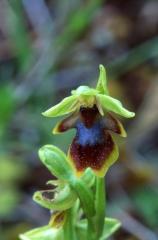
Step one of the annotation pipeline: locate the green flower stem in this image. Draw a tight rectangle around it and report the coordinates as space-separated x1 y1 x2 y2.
70 178 95 240
71 178 95 217
95 177 106 238
87 220 96 240
64 208 77 240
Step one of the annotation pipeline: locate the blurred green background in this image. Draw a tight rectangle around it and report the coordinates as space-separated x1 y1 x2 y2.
0 0 158 239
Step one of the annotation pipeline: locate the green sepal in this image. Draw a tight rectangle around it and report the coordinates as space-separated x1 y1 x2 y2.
42 95 77 117
33 185 77 211
38 145 72 181
71 86 98 96
19 225 63 240
97 94 135 118
96 65 109 95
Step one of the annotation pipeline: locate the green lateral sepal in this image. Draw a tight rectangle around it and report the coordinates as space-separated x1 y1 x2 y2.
97 94 135 118
42 95 78 117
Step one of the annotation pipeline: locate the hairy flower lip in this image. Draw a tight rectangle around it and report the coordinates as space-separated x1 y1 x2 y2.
67 106 120 177
52 105 126 177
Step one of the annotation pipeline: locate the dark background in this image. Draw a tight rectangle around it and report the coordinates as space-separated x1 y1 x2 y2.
0 0 158 239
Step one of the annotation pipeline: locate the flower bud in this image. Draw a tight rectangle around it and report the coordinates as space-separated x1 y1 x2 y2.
39 145 72 181
33 185 77 211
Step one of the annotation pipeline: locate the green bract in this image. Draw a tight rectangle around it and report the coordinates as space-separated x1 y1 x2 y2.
42 64 135 118
38 144 95 186
39 145 72 181
38 144 95 218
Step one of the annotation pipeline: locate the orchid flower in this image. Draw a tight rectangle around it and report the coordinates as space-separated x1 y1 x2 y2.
42 65 135 177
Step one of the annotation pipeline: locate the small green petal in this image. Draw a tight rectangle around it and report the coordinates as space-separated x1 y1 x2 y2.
42 95 77 117
96 65 109 95
97 94 135 118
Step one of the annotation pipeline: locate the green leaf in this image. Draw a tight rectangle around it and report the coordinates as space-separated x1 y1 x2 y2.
42 96 78 117
97 94 135 118
96 65 109 95
19 225 63 240
39 145 72 181
76 218 121 240
100 217 121 240
33 185 77 211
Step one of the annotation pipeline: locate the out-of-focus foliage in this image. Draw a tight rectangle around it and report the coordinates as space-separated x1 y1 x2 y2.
0 85 16 139
0 154 27 217
0 0 158 239
132 186 158 228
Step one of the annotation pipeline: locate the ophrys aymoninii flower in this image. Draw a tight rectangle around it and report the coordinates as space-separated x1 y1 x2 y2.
43 65 135 177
